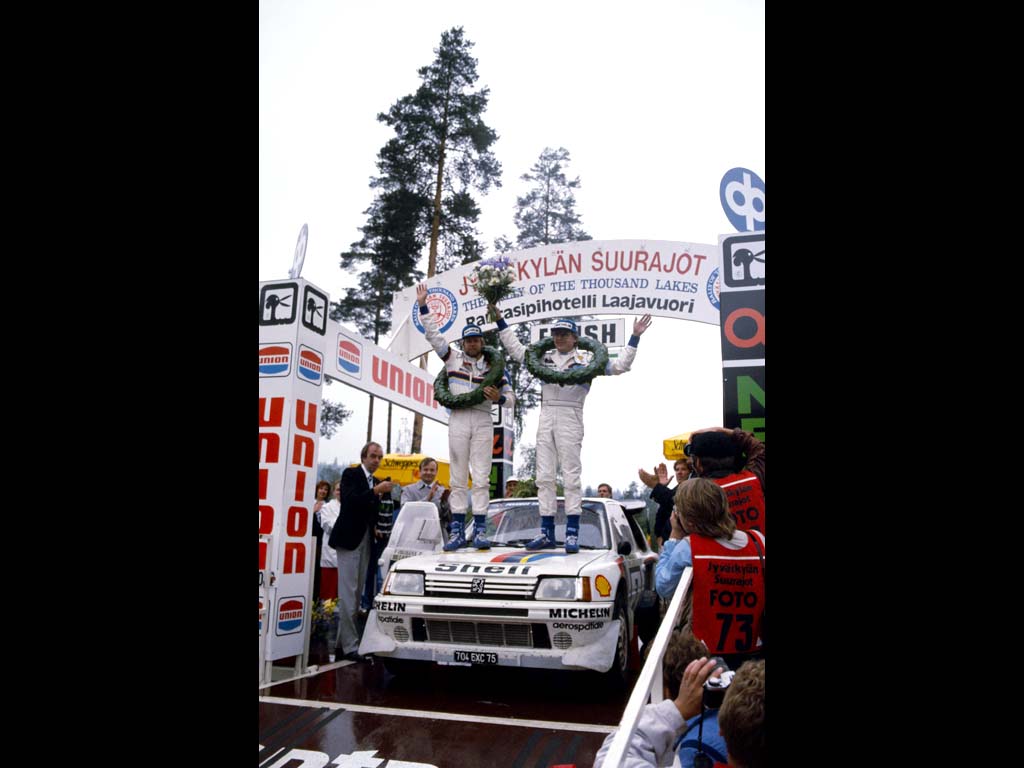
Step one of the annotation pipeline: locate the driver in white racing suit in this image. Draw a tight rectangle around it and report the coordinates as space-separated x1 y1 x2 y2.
418 283 515 551
493 308 651 553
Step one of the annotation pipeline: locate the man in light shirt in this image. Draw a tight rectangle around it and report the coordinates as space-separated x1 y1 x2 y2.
400 456 451 533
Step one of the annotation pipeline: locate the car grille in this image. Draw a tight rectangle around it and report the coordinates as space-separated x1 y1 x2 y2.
424 574 537 600
423 605 529 617
412 618 551 649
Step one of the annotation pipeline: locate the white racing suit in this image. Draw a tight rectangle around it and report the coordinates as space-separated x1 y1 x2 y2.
422 309 515 523
497 319 639 520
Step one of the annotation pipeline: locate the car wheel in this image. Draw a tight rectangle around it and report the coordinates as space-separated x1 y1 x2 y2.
604 590 630 687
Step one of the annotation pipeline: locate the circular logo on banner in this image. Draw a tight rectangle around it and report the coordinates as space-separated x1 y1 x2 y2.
706 267 721 310
412 287 459 334
719 168 765 232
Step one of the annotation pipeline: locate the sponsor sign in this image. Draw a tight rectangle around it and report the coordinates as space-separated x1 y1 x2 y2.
301 285 328 335
328 326 448 426
436 562 534 574
531 319 626 347
719 233 765 442
260 278 325 662
549 607 612 619
259 343 291 377
552 621 605 631
259 282 298 326
411 286 459 335
390 239 720 359
276 597 305 635
337 338 361 376
719 167 766 233
297 346 323 385
373 600 407 612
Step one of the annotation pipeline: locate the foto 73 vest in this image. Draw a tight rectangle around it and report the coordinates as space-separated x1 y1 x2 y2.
714 470 765 536
691 532 765 655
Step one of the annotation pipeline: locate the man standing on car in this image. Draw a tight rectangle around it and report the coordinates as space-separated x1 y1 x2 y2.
417 283 515 551
493 306 652 554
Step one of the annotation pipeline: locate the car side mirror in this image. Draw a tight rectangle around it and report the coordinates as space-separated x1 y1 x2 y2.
617 540 632 556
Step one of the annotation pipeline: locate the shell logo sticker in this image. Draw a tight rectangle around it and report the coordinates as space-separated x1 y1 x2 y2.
594 574 612 597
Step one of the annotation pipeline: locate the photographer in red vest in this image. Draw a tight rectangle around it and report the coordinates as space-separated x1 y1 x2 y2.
656 478 765 669
687 428 765 536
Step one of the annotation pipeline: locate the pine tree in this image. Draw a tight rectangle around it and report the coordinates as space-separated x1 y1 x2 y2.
376 27 502 450
316 460 345 488
330 150 426 441
499 147 590 438
514 147 590 247
319 393 353 439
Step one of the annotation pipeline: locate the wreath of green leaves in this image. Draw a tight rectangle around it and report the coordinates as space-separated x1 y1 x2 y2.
524 336 609 385
434 346 507 408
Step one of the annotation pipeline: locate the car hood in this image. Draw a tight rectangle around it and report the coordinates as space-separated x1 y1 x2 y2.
394 547 609 576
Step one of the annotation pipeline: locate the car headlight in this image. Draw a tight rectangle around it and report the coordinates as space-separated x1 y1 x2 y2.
535 577 577 601
387 572 424 596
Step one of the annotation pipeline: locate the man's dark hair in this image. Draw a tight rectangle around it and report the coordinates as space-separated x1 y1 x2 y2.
662 628 709 700
697 455 741 474
360 441 382 460
689 431 738 459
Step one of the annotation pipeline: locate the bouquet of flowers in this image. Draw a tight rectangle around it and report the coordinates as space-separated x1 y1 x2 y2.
471 256 517 321
311 598 338 640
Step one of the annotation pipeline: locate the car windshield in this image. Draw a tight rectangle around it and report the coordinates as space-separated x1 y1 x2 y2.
482 500 610 550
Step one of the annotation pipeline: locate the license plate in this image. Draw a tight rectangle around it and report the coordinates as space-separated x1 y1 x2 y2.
453 650 498 665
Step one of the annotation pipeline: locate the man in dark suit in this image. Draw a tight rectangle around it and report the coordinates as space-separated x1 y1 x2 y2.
639 458 692 550
328 441 392 661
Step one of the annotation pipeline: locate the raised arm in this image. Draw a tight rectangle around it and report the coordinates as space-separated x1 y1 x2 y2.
417 282 452 360
491 303 526 364
607 314 652 375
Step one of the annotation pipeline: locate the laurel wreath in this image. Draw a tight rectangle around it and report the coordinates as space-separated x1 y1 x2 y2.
434 346 507 408
524 336 609 385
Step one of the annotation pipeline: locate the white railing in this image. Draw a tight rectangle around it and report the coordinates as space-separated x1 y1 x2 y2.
601 567 692 768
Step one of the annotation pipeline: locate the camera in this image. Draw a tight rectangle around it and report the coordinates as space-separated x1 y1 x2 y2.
702 658 735 709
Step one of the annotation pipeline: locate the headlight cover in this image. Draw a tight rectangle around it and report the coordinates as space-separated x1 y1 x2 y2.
387 572 424 596
535 577 577 601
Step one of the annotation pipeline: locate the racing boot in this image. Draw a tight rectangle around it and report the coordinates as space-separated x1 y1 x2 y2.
564 514 580 554
525 516 556 550
443 519 466 551
472 514 491 549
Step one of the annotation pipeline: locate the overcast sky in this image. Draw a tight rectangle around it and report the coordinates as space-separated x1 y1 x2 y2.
259 0 765 492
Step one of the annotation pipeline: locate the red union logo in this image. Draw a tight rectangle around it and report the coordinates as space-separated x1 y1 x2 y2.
259 344 291 377
337 338 361 375
297 346 323 385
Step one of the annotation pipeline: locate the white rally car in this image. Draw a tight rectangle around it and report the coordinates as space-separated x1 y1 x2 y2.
359 497 659 682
